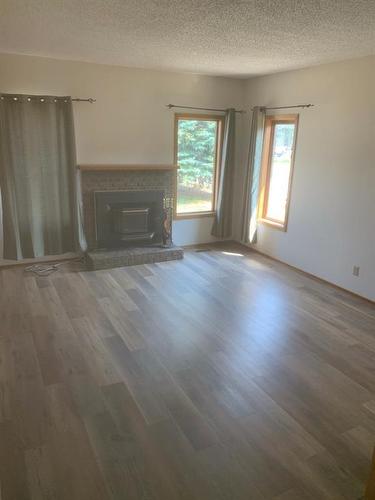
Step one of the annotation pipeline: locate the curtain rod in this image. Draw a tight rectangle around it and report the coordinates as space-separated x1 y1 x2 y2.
72 98 96 103
0 94 96 103
166 104 244 114
252 104 313 111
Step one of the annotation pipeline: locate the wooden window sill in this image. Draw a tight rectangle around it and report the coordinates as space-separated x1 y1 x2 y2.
174 211 216 221
258 218 287 231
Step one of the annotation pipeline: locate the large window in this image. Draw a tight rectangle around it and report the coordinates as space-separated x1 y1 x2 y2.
174 114 223 217
259 115 298 230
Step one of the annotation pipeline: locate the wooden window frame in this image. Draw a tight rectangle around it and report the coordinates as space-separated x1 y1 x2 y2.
258 114 299 231
174 113 224 220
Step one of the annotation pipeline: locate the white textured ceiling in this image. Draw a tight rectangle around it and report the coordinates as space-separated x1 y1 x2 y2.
1 0 375 77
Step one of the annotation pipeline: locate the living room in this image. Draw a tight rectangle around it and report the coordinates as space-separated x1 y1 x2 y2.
0 2 374 499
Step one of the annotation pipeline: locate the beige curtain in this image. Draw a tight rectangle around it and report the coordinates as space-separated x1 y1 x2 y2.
241 106 266 244
0 94 86 260
211 108 236 238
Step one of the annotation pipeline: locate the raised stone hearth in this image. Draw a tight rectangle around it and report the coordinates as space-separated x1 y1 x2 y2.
85 245 183 270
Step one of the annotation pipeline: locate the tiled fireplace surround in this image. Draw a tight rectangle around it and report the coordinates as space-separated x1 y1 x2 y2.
80 164 176 250
79 164 183 269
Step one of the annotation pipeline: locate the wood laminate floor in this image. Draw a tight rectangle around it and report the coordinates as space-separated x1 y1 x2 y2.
0 243 374 500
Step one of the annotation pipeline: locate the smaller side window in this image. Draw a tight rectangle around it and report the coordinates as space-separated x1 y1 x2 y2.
258 114 298 230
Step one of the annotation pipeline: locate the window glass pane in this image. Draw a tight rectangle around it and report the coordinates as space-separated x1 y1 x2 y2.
177 119 217 214
265 123 295 223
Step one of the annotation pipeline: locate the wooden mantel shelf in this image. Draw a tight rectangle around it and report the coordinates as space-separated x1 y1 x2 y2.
78 164 178 172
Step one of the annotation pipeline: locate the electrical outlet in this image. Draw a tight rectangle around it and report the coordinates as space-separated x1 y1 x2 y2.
353 265 360 277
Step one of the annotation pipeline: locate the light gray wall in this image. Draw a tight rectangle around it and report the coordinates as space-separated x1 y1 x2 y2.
0 52 245 257
235 56 375 301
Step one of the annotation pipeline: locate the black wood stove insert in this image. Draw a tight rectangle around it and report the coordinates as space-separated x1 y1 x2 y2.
94 190 164 249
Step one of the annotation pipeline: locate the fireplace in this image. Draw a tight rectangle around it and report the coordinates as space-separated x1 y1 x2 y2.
94 190 164 248
80 164 183 269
